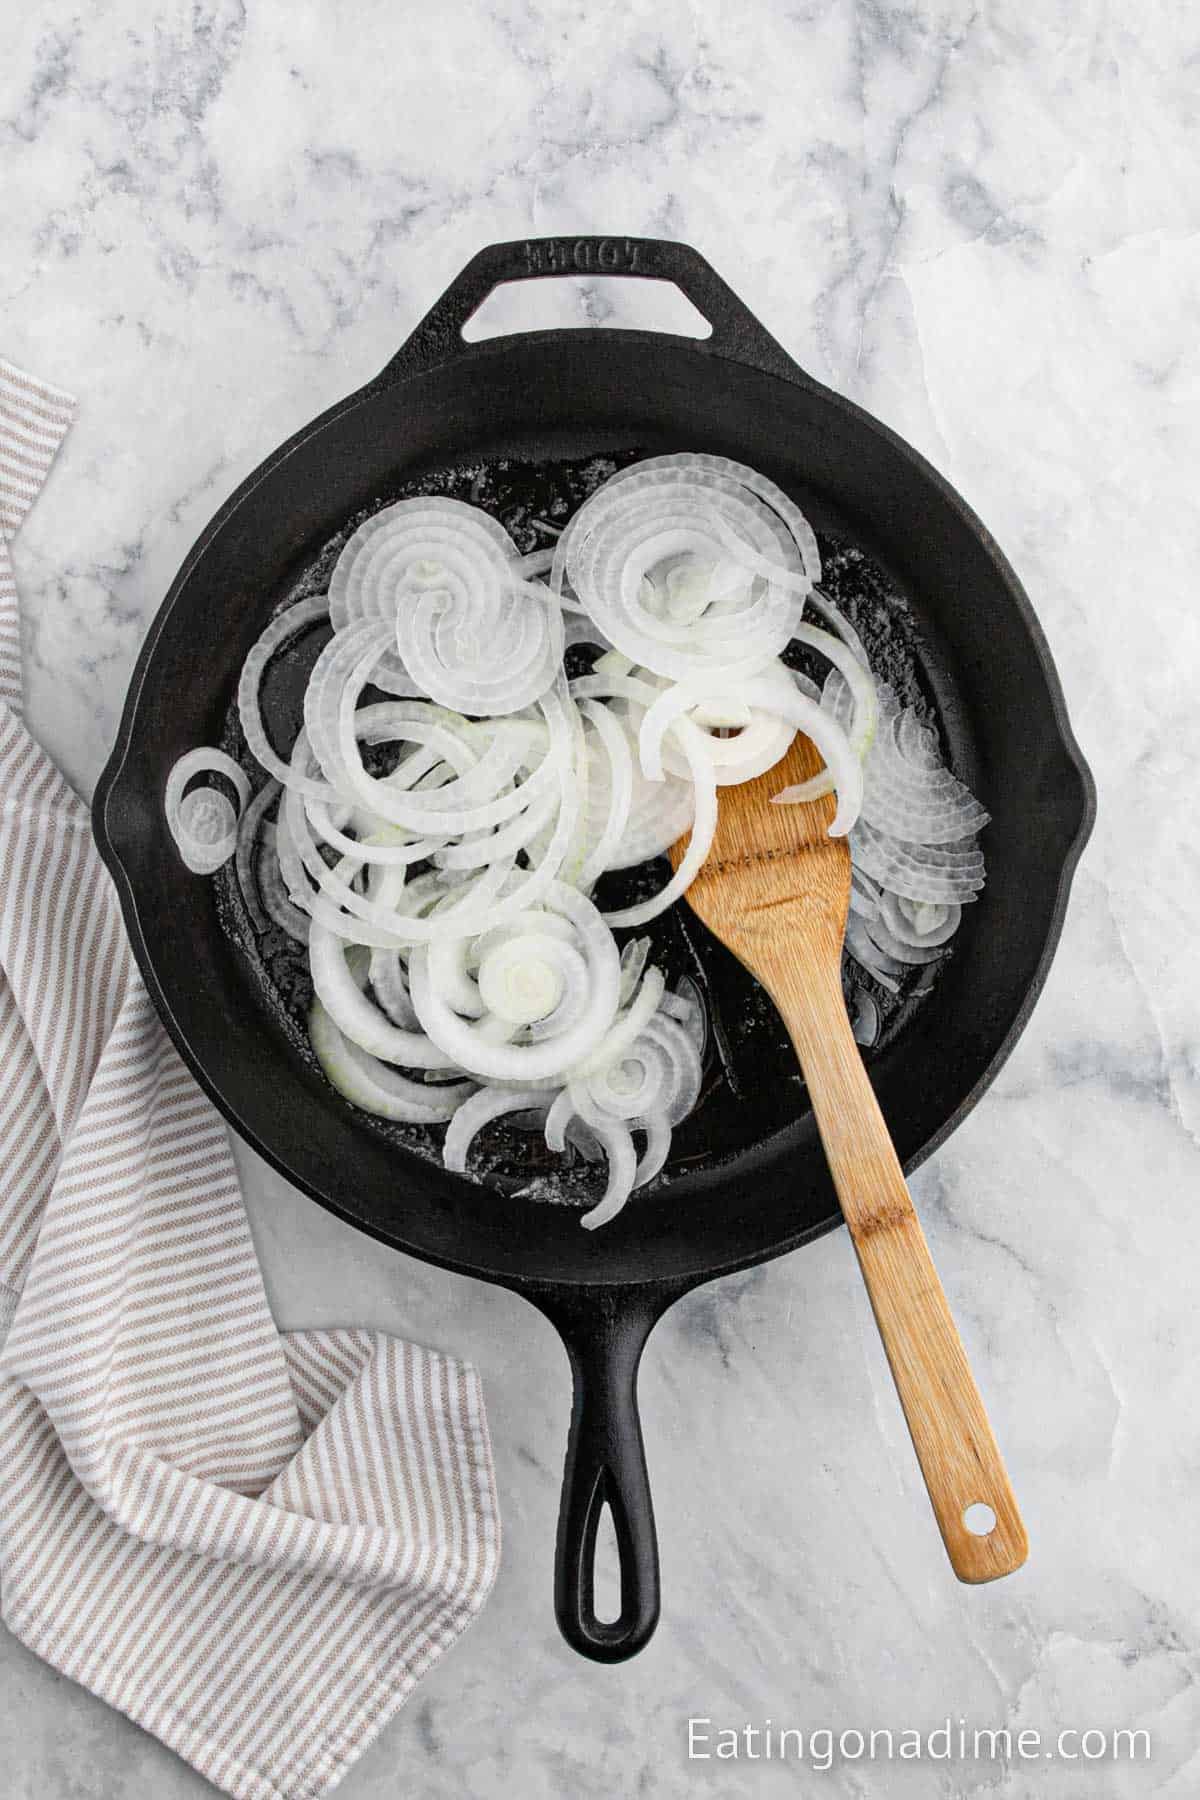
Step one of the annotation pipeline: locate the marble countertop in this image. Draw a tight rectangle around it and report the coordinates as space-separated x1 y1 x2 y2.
3 2 1198 1794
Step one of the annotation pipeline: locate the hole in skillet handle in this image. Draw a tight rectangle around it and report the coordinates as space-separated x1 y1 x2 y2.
591 1497 623 1624
369 236 817 390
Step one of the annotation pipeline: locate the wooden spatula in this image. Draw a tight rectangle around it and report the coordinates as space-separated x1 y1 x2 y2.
669 732 1027 1581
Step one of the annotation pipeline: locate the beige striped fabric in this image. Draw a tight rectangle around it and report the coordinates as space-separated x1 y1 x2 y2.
0 360 500 1800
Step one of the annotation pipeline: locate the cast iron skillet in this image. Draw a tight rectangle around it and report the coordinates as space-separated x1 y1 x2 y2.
94 237 1095 1662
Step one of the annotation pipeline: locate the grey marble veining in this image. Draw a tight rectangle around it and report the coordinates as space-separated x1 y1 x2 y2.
3 1 1198 1794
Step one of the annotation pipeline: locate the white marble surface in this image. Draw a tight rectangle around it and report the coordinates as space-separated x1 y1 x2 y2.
3 1 1198 1794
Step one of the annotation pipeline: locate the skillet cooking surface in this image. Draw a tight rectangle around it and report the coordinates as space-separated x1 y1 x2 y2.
212 446 961 1213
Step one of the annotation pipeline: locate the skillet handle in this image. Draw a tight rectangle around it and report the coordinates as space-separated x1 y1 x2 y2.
373 236 809 388
534 1285 668 1662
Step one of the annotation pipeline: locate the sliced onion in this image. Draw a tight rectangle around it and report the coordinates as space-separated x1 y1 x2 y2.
548 1078 650 1227
329 497 562 713
584 1045 668 1123
618 936 651 1007
258 820 311 941
661 975 707 1058
237 598 334 798
408 881 620 1080
444 1087 552 1172
309 1001 475 1122
765 623 877 804
329 642 563 838
478 932 585 1027
634 664 797 791
849 867 883 921
564 614 614 653
369 948 419 1028
571 966 667 1078
850 818 985 905
634 1112 672 1187
575 698 634 889
612 766 695 868
176 789 238 874
851 990 880 1047
864 916 948 966
843 913 903 993
543 1087 577 1155
165 748 251 874
310 916 449 1068
578 1115 638 1231
638 1011 702 1125
806 586 870 667
552 454 813 682
880 890 962 948
601 718 718 927
568 684 694 866
825 673 990 846
235 778 282 929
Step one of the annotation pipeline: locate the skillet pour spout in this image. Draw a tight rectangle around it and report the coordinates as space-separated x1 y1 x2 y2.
94 236 1095 1658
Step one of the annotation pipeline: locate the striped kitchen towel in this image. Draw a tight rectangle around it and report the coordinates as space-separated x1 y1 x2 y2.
0 358 500 1800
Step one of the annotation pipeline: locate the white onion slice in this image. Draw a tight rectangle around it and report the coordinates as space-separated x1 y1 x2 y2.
577 1115 638 1231
309 1001 475 1122
617 936 651 1007
637 1011 703 1126
235 778 283 929
408 881 620 1080
570 966 667 1078
576 698 634 890
601 719 718 927
880 890 962 948
864 916 948 966
825 672 990 845
806 587 870 667
237 598 334 799
260 863 311 941
165 747 251 875
329 642 561 837
570 677 695 865
663 975 707 1057
634 1112 672 1187
545 1084 644 1226
553 455 813 682
175 788 238 875
851 990 880 1047
766 622 877 804
843 913 903 993
584 1046 668 1122
633 665 797 791
444 1087 552 1172
543 1087 577 1155
310 917 450 1068
329 497 562 713
849 867 883 921
850 818 985 905
369 948 419 1028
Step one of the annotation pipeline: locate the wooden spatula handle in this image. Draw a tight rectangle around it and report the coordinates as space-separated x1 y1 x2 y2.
779 961 1027 1582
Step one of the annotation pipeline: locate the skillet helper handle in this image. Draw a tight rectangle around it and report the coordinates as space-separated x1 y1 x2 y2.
375 236 808 386
782 964 1028 1583
539 1290 662 1661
